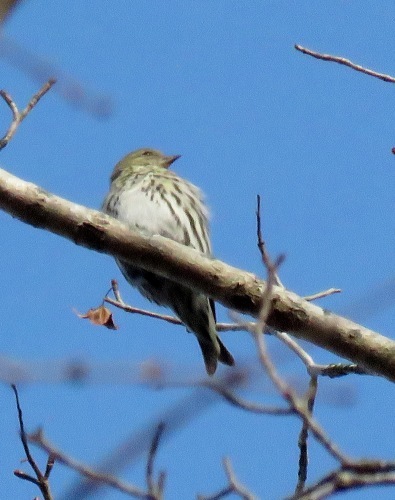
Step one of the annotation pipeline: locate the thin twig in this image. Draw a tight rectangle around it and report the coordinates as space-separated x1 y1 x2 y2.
11 385 53 500
256 325 351 465
44 454 56 479
317 363 369 378
197 486 232 500
295 44 395 83
110 278 123 302
105 295 247 332
295 375 318 495
198 457 257 500
61 369 246 499
223 457 257 500
0 79 56 150
256 194 283 287
27 429 150 498
251 252 352 467
303 288 341 301
21 80 56 117
179 378 292 415
12 385 42 479
146 422 166 499
274 330 315 368
105 296 183 325
274 330 370 378
290 463 395 500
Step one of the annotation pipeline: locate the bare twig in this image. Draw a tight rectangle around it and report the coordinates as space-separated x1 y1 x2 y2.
12 385 53 500
256 258 395 496
291 462 395 500
256 327 351 465
178 376 292 415
256 194 283 287
295 375 318 495
60 370 245 499
146 423 166 499
223 458 257 500
44 454 56 479
295 44 395 83
105 296 183 326
303 288 341 301
106 281 367 387
198 457 257 500
0 79 56 150
317 363 369 378
106 282 246 332
273 330 316 368
110 278 123 302
274 330 369 378
27 429 150 498
251 253 352 467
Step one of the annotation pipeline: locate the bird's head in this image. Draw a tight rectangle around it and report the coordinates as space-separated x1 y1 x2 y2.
110 148 181 182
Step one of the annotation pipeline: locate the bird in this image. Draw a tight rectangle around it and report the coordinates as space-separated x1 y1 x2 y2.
102 148 234 375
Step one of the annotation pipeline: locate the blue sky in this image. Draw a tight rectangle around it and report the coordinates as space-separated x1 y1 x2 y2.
0 2 395 498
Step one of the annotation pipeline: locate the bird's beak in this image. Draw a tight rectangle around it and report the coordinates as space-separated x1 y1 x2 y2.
163 154 181 168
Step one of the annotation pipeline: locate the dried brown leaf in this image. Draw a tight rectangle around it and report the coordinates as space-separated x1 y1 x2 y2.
76 306 118 330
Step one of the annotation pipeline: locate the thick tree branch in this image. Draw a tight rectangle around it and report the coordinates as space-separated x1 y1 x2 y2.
1 167 395 381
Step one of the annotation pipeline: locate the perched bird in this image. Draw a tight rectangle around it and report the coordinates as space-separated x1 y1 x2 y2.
102 148 234 375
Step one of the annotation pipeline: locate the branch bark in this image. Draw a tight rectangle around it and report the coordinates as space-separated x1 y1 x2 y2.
1 166 395 381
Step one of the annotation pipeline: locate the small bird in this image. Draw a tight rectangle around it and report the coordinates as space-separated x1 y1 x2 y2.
103 148 234 375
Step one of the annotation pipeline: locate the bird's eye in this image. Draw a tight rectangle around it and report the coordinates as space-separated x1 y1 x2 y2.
142 151 152 156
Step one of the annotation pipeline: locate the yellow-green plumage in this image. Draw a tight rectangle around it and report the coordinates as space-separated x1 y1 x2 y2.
103 148 234 375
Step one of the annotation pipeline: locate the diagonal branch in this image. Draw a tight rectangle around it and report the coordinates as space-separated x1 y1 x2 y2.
12 385 54 500
1 167 395 381
27 429 149 498
0 166 395 380
295 44 395 83
0 79 56 149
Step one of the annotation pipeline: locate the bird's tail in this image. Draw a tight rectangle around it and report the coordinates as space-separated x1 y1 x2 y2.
180 293 234 376
120 266 235 376
197 338 220 376
197 336 234 375
217 337 235 367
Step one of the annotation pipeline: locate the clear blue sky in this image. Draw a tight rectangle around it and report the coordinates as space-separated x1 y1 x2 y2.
0 2 394 499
